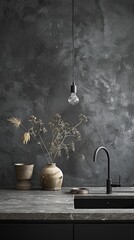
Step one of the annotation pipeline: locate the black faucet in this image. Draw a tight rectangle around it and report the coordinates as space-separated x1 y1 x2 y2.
93 146 112 194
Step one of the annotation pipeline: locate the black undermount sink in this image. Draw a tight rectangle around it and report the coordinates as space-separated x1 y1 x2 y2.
74 195 134 209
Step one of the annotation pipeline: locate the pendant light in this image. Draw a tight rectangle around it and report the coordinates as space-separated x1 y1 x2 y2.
68 0 79 105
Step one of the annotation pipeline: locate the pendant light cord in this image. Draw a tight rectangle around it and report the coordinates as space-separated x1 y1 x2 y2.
72 0 75 85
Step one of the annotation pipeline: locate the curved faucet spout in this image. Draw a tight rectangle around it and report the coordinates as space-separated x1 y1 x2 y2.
93 146 110 180
93 146 112 194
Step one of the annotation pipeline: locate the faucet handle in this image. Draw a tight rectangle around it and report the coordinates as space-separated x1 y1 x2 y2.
111 175 121 187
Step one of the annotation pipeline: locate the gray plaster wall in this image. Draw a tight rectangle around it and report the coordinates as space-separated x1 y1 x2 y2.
0 0 134 188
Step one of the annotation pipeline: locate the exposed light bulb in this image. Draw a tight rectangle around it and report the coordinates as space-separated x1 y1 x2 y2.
68 82 79 105
68 93 79 105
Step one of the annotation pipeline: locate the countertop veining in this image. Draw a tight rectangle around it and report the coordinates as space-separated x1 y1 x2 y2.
1 187 134 220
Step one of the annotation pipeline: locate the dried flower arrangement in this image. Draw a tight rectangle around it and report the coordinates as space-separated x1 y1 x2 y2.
8 114 88 163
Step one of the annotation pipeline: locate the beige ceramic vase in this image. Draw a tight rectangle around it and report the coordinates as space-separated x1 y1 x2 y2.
15 163 34 190
40 163 63 190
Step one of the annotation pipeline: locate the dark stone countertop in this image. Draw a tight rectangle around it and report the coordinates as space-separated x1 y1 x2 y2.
1 187 134 221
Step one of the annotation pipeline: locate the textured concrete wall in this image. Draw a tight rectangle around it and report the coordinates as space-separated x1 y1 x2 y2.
0 0 134 188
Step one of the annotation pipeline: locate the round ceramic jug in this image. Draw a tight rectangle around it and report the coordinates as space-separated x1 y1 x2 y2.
40 163 63 190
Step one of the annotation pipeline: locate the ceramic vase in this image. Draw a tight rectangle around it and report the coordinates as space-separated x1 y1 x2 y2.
15 163 34 190
40 163 63 190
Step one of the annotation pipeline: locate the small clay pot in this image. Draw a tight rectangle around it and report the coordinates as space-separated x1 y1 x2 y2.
15 163 34 190
40 163 63 190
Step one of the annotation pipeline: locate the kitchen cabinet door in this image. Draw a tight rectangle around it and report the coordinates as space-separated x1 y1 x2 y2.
0 223 73 240
74 223 134 240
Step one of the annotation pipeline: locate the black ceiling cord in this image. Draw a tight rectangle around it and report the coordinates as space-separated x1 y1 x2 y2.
72 0 75 85
68 0 79 105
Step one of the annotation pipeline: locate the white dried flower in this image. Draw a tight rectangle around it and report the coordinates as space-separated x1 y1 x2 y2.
81 154 85 161
8 117 21 128
22 132 30 144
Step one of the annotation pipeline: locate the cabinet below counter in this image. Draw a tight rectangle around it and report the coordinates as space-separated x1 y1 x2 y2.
1 222 134 240
1 187 134 221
